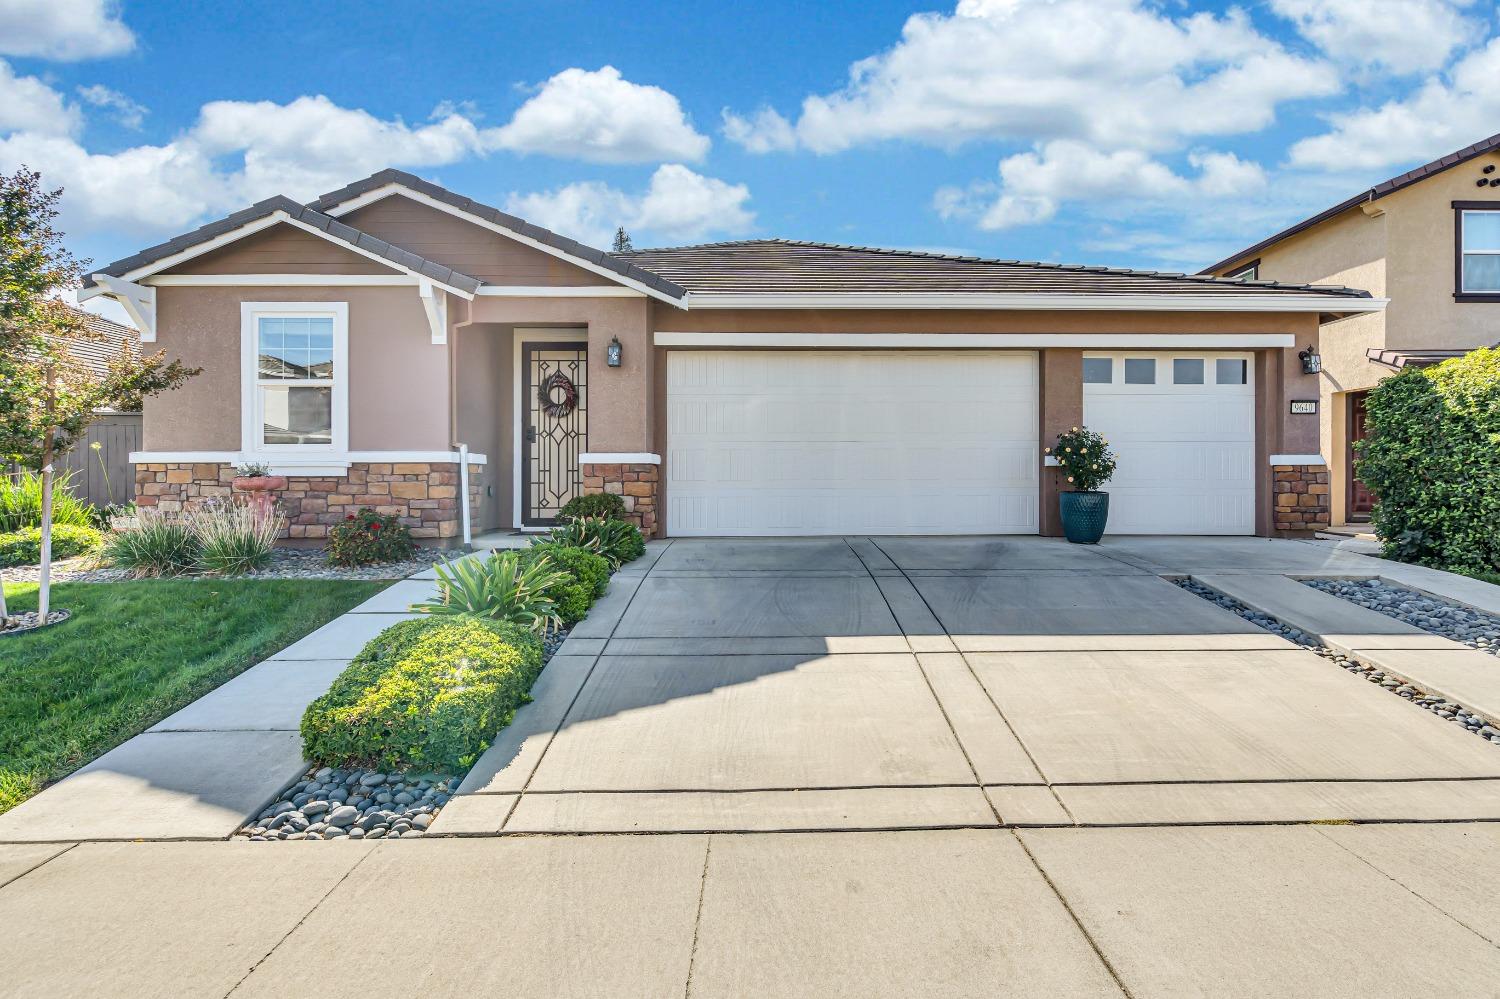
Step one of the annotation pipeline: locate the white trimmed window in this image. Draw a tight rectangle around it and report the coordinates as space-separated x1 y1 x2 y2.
241 302 348 458
1459 209 1500 293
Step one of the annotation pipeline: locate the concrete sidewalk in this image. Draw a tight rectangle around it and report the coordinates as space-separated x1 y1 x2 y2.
4 824 1500 997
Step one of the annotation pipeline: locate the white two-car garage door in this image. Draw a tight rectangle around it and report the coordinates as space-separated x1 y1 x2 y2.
1082 351 1256 534
666 350 1038 536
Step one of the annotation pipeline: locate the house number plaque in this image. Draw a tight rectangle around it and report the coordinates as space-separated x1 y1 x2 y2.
1289 400 1318 415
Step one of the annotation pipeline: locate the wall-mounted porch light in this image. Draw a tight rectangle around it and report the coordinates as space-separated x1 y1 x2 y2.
1298 344 1322 375
607 336 622 367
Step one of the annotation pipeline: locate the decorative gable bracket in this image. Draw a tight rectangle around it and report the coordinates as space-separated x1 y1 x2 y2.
418 279 447 345
88 274 157 342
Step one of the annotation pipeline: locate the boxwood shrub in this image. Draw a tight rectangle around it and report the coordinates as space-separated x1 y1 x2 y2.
1356 346 1500 573
0 524 104 567
520 542 610 624
300 617 543 772
558 492 628 522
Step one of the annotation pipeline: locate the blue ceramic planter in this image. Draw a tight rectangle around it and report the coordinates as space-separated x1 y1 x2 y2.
1059 491 1109 544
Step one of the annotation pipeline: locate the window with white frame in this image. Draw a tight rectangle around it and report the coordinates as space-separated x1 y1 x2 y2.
1459 209 1500 293
241 303 347 456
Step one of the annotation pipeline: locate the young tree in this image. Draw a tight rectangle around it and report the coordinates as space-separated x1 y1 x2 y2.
611 226 634 253
0 167 198 625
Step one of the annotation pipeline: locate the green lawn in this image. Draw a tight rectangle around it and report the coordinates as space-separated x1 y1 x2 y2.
0 578 387 814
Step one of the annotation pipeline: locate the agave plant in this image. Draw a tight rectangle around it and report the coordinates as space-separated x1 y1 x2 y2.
546 516 645 568
412 551 570 634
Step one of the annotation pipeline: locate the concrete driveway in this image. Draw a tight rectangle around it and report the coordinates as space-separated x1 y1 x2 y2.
6 535 1500 998
442 535 1500 834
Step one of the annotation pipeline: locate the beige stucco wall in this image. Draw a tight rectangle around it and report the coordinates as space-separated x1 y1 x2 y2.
143 286 450 452
341 196 615 286
453 322 511 531
1216 150 1500 521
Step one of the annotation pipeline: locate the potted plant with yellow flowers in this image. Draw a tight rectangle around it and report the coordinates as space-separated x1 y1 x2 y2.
1045 426 1118 544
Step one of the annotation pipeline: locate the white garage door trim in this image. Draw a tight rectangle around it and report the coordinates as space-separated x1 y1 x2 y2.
1082 351 1256 535
666 350 1039 537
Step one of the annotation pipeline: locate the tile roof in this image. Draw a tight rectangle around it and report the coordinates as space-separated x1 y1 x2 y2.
307 170 688 299
82 196 484 295
615 239 1374 300
1201 131 1500 275
56 306 139 378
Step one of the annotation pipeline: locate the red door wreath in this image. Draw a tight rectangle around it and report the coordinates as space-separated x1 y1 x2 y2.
539 370 579 418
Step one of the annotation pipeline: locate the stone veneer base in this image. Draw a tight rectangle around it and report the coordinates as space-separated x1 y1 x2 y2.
1273 463 1331 533
135 462 483 542
580 462 659 537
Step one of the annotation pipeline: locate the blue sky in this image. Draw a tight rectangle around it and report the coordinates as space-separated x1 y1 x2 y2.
3 0 1499 291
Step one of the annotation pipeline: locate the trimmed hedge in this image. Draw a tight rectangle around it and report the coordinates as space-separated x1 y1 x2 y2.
520 542 610 624
0 524 103 567
559 492 628 522
1357 347 1500 573
300 617 543 772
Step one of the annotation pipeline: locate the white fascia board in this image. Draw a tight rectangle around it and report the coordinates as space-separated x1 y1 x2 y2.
130 450 487 466
476 285 645 298
653 332 1298 348
321 185 682 306
144 274 417 287
679 293 1388 313
1270 454 1327 465
102 210 475 301
579 452 661 465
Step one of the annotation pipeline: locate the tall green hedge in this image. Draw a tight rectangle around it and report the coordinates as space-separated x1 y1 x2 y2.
1356 347 1500 572
300 617 543 772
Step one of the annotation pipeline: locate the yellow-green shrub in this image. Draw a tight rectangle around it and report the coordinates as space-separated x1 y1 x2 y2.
300 617 543 772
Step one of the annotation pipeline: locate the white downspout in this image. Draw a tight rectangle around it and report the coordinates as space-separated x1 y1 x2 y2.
458 442 472 547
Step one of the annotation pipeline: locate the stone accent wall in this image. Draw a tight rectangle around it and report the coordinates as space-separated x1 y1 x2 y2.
134 461 483 543
580 462 659 537
1273 463 1331 533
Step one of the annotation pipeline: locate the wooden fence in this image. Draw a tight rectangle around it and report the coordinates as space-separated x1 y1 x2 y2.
5 413 141 510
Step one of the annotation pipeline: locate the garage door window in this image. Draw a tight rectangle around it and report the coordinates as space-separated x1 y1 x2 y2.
1124 358 1156 384
1216 358 1248 384
1173 358 1204 384
1082 357 1113 383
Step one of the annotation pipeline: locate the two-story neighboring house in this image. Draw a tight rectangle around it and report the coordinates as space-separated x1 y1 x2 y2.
1202 132 1500 529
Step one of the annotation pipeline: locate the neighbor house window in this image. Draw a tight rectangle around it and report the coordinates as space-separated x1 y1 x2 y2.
241 302 348 457
1225 261 1258 281
1458 208 1500 294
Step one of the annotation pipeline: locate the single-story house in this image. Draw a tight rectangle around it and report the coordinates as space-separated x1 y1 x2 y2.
79 170 1385 541
1201 131 1500 527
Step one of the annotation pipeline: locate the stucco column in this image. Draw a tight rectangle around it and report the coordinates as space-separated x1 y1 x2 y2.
1038 348 1083 537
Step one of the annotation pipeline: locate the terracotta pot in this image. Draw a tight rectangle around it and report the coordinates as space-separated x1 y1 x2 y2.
232 475 288 492
232 475 287 526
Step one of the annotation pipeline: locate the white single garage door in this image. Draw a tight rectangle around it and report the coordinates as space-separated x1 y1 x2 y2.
667 350 1038 536
1082 351 1255 535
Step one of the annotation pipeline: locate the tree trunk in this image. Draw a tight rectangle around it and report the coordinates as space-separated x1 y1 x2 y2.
38 369 56 619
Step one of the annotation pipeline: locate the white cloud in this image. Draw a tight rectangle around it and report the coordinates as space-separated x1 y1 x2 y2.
725 0 1338 155
936 140 1266 230
0 0 134 60
505 164 753 249
0 94 491 234
721 107 796 154
77 83 145 128
1289 36 1500 171
0 59 79 135
487 66 710 164
1270 0 1482 74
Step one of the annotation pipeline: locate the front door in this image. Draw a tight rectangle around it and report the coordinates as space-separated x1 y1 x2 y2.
522 342 588 526
1347 391 1375 519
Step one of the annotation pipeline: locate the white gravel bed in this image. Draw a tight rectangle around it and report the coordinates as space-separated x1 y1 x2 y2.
1304 578 1500 656
2 546 450 584
1176 578 1500 747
